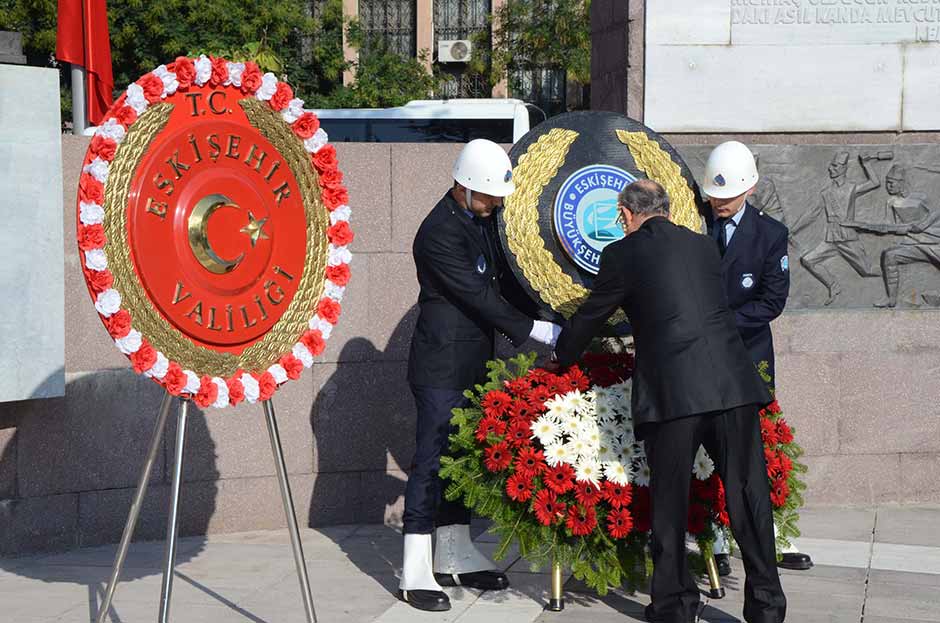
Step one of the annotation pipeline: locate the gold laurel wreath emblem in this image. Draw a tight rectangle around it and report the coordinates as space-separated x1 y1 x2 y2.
104 99 328 377
502 127 702 320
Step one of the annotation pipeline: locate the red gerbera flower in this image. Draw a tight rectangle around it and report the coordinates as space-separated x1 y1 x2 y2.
528 385 552 409
766 400 782 415
475 416 507 443
631 486 651 533
533 489 566 526
544 374 563 396
484 442 512 472
565 505 597 536
602 481 633 509
526 368 550 384
776 451 793 475
481 390 512 418
514 446 547 478
544 463 576 494
504 377 531 396
607 507 634 539
574 481 603 507
761 418 780 447
562 367 591 391
770 478 790 507
776 419 794 444
506 418 533 448
506 473 534 502
509 398 537 421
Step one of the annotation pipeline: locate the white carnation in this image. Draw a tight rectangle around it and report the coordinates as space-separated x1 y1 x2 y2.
309 316 333 339
241 373 260 403
574 459 603 487
281 98 306 124
115 329 142 354
194 55 212 86
85 249 108 271
693 446 715 481
225 62 245 87
145 352 170 379
211 377 229 409
125 83 148 115
95 118 127 143
328 244 352 266
268 364 288 384
80 202 105 225
329 205 351 225
292 342 314 368
152 64 179 96
324 281 345 302
256 72 278 100
183 370 201 394
303 128 329 154
94 289 121 317
83 158 110 184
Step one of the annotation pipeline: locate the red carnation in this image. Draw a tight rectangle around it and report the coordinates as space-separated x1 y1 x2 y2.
312 144 337 172
115 105 138 127
607 507 634 539
171 56 196 89
79 173 104 204
292 112 320 139
603 481 633 509
130 340 157 374
317 298 342 324
257 371 277 401
327 221 355 247
163 362 187 396
84 268 114 294
631 486 651 533
562 367 591 391
322 186 349 210
565 505 597 536
194 376 219 408
325 263 351 287
514 446 546 478
484 441 512 472
209 56 228 86
506 472 534 502
240 61 263 93
687 502 708 535
475 415 506 443
105 309 132 339
505 418 532 448
138 73 165 103
481 390 512 418
760 418 780 447
226 377 245 406
270 82 294 111
533 489 566 526
90 135 117 161
78 223 106 251
776 419 794 445
544 463 575 494
574 481 603 507
279 353 303 380
300 329 326 356
319 168 344 189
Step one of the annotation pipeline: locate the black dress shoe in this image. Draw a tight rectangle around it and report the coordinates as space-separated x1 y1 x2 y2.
715 553 732 577
397 589 451 611
778 551 813 571
434 570 510 590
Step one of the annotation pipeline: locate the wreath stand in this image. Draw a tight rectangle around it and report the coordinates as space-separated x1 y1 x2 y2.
94 393 317 623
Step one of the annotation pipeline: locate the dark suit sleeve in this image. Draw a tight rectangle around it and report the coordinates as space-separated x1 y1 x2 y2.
416 226 533 346
735 227 790 328
554 247 627 367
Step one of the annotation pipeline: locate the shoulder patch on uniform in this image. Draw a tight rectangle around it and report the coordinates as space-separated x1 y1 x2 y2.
780 255 789 272
741 273 755 289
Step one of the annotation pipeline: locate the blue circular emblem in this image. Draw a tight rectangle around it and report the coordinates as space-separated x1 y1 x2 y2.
553 165 636 274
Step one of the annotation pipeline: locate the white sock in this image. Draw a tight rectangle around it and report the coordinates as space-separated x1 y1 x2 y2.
400 533 444 591
433 524 498 575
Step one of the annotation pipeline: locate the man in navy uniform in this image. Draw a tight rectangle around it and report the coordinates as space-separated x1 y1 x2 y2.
702 141 813 574
399 139 562 612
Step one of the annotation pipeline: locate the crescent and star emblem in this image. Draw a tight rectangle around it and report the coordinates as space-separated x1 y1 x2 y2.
187 193 269 274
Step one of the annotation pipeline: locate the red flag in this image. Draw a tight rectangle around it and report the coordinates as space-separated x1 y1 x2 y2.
56 0 114 125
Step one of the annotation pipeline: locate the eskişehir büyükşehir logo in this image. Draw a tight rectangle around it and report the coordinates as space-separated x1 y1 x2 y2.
553 164 636 274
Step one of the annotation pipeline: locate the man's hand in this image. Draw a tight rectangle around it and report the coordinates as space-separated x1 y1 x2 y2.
529 320 563 347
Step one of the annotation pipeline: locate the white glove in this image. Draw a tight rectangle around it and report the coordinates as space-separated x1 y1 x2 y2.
529 320 562 347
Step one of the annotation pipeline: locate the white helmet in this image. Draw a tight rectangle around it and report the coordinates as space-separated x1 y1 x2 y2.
453 139 515 198
702 141 759 199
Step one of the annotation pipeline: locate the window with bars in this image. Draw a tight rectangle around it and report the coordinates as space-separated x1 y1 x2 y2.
433 0 492 98
359 0 417 59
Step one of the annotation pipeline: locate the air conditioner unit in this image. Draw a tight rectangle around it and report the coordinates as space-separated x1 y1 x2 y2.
439 39 472 63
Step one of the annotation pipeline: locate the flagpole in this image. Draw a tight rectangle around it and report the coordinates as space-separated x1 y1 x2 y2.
71 64 87 134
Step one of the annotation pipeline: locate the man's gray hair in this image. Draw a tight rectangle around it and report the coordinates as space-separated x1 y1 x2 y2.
618 179 670 216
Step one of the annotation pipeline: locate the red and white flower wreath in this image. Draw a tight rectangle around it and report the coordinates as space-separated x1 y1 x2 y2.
76 56 353 409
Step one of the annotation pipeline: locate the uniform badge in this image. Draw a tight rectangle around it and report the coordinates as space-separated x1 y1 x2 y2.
741 273 755 289
780 255 789 272
714 173 726 187
476 254 487 274
504 170 513 183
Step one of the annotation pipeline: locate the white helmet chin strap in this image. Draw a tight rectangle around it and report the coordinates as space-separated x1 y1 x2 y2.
465 187 473 213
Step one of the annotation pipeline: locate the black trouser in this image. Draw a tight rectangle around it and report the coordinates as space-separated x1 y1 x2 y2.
402 384 472 535
644 405 786 623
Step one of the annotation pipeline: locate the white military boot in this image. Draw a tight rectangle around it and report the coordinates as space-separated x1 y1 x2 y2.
433 524 509 590
398 533 450 611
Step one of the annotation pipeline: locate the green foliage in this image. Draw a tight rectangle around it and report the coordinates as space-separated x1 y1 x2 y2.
315 45 441 108
0 0 56 64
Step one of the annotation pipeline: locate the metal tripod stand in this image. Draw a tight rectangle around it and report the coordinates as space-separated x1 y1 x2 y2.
94 393 317 623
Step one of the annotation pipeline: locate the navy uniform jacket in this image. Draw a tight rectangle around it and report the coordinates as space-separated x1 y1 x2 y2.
408 192 534 390
555 217 769 437
706 203 790 382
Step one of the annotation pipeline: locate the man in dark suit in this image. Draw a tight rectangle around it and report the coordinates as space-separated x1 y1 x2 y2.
400 139 561 612
703 141 812 573
554 180 786 623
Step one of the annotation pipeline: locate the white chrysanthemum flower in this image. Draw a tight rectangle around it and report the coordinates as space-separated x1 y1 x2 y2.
145 352 169 380
600 421 621 442
544 442 571 467
575 459 603 487
83 157 109 184
268 363 288 384
292 342 314 368
330 205 351 225
125 83 148 115
596 444 614 463
604 461 631 486
95 117 127 143
531 414 561 445
633 458 651 487
693 446 715 481
281 98 306 124
85 249 108 271
303 128 329 154
563 390 590 413
324 281 345 302
241 373 260 403
115 329 142 354
80 202 105 225
564 438 591 461
256 72 278 100
94 289 121 317
545 399 570 421
328 244 352 266
619 443 640 464
225 62 245 87
594 399 611 419
593 386 610 401
152 64 179 96
183 370 201 394
560 413 581 438
194 55 212 85
211 377 229 408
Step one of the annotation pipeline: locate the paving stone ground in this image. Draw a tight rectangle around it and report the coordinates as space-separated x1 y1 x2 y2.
0 506 938 623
